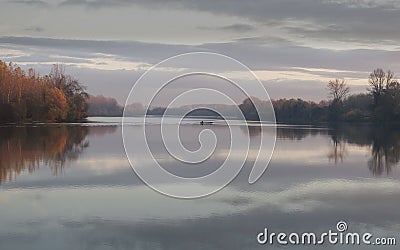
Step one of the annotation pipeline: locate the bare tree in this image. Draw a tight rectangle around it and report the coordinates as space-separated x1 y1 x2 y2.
327 79 350 103
368 69 398 105
385 70 395 88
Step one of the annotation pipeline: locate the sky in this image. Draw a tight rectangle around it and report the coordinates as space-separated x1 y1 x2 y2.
1 0 400 104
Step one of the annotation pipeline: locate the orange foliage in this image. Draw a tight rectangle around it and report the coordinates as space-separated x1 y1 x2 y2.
0 61 87 122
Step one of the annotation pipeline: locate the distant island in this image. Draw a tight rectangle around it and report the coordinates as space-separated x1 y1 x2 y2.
1 60 400 124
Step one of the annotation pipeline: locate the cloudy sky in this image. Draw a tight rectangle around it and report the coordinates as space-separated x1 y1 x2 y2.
1 0 400 104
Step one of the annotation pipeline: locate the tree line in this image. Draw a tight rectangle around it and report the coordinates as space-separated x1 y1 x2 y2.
125 68 400 124
88 95 123 117
326 68 400 123
241 68 400 124
0 61 88 123
2 60 399 125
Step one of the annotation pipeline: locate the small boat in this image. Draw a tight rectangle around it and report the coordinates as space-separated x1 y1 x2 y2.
200 121 214 125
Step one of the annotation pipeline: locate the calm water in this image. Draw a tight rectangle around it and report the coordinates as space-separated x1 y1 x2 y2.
0 117 399 249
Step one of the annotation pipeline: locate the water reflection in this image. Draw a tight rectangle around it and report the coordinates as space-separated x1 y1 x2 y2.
266 124 400 176
1 120 400 250
276 126 321 140
367 127 400 176
328 125 400 176
327 135 347 164
240 124 261 137
1 122 400 186
0 125 89 184
87 125 118 136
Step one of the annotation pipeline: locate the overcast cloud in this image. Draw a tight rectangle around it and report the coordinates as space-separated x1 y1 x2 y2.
0 0 399 103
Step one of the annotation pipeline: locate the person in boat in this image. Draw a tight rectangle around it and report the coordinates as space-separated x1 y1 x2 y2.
200 121 213 125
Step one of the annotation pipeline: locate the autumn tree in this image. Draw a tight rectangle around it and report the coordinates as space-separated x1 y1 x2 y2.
49 65 88 121
0 61 88 123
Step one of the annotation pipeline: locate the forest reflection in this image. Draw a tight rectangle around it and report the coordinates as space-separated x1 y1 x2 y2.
0 125 89 184
276 124 400 176
328 125 400 175
1 123 399 185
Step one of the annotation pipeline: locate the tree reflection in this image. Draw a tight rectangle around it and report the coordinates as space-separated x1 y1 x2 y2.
275 124 400 176
276 126 320 140
327 138 347 164
328 124 400 175
367 126 400 175
0 125 89 184
247 125 262 137
87 126 118 136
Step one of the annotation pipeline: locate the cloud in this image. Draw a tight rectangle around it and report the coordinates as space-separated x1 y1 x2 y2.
1 35 399 103
57 0 400 48
59 0 130 8
3 35 400 73
198 23 256 33
7 0 49 7
24 26 45 33
3 0 400 51
323 0 400 9
0 36 196 64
